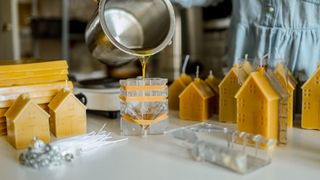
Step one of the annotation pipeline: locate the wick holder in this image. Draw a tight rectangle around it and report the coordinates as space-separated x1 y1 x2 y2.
166 122 276 174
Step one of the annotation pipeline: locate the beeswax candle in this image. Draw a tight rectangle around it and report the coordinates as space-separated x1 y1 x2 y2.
48 89 87 138
235 69 280 140
219 64 251 123
179 67 214 121
274 64 296 128
301 65 320 130
205 70 220 114
5 95 50 149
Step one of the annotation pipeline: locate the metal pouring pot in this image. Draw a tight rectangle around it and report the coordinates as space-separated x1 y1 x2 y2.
85 0 176 66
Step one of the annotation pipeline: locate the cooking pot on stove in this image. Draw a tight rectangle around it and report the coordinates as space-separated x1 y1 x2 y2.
85 0 176 66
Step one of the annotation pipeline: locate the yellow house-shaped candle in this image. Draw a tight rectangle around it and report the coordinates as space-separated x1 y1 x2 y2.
205 71 220 114
274 64 297 128
169 74 192 110
301 65 320 130
48 89 87 138
179 78 214 121
5 95 50 149
235 68 288 142
219 63 252 123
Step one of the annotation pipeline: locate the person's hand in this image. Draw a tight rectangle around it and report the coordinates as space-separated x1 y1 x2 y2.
170 0 223 8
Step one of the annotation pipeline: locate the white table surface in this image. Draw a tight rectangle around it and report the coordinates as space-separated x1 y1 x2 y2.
1 111 320 180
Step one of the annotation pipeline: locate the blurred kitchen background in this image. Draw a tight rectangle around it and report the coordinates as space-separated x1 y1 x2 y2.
0 0 232 82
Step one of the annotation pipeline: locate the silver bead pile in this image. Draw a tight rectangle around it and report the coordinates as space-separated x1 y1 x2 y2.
19 138 74 169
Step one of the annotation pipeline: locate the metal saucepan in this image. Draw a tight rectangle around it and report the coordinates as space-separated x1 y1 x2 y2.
85 0 176 66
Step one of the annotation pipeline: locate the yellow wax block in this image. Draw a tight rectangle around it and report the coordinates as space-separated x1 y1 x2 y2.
179 78 214 121
0 96 55 109
301 65 320 130
274 64 297 128
0 74 68 87
205 74 220 114
5 95 50 149
0 69 68 80
1 105 48 118
48 89 87 138
235 70 280 140
0 60 68 73
0 131 6 136
0 117 6 127
0 131 7 136
168 74 192 110
0 124 5 129
219 64 251 123
0 89 61 102
0 81 73 95
0 86 73 109
0 108 8 117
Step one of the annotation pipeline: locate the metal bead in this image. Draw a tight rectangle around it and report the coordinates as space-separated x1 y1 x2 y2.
19 137 75 169
32 164 39 169
268 6 274 13
64 154 74 161
31 153 38 159
45 145 52 152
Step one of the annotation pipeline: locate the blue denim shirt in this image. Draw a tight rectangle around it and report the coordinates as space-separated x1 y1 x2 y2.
229 0 320 77
174 0 320 77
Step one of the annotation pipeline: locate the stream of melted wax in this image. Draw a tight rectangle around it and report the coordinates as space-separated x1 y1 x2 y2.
138 56 150 80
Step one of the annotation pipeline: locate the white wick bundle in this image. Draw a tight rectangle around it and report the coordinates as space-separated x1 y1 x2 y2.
19 124 128 169
51 124 128 156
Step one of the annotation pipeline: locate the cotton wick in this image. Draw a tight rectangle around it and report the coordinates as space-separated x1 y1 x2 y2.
182 55 190 74
196 66 200 79
65 80 70 91
245 54 248 61
260 53 269 67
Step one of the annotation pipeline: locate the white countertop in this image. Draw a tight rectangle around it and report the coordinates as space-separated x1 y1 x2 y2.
0 111 320 180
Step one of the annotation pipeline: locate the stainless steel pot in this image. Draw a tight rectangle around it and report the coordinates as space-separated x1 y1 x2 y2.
85 0 176 66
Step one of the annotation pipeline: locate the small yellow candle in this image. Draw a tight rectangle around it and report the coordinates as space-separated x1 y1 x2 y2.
274 64 296 128
5 95 50 149
301 65 320 130
179 66 214 121
219 62 252 123
48 89 87 138
235 68 280 141
205 70 220 114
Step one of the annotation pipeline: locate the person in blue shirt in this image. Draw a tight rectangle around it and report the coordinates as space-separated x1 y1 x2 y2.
172 0 320 78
